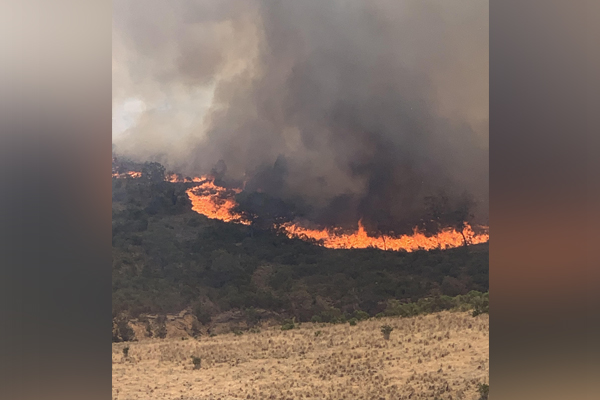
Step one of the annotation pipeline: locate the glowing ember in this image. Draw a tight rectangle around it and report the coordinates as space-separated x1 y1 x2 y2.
112 171 142 179
114 170 489 251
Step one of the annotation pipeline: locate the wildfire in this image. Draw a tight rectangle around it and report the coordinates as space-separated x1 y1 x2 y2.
112 171 142 179
282 220 488 252
114 170 489 251
185 178 250 225
166 173 204 183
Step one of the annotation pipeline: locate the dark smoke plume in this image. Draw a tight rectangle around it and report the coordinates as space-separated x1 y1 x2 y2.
113 0 488 234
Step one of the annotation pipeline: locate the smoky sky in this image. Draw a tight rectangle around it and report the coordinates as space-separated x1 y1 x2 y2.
113 0 489 233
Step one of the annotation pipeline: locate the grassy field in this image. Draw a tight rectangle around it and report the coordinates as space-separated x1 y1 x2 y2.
113 311 488 400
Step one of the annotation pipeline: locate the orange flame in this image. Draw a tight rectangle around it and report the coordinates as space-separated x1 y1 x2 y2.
185 177 250 225
281 219 488 251
112 171 142 179
114 171 489 251
166 173 180 182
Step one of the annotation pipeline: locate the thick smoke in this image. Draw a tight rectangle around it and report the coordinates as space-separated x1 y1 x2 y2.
113 0 488 234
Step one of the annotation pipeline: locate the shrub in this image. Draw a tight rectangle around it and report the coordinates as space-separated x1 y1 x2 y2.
382 298 427 318
477 383 489 400
377 293 490 319
314 330 322 337
311 315 322 323
122 346 129 358
281 318 296 331
186 218 201 227
155 315 167 339
472 292 489 316
232 328 243 336
381 325 393 340
244 307 261 327
191 356 202 370
193 303 212 325
348 318 358 326
190 320 202 338
145 320 153 338
113 316 135 343
353 310 370 321
318 308 343 324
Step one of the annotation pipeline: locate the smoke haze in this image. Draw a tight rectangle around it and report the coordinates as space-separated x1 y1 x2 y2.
113 0 488 234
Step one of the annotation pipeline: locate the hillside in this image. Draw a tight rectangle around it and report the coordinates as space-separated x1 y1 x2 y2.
112 162 489 336
113 311 489 400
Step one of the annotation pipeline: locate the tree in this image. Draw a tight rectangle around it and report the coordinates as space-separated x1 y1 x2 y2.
449 194 476 247
142 162 166 183
155 315 167 339
441 276 467 297
112 315 135 342
190 320 202 338
381 325 393 340
288 288 314 321
210 159 228 183
424 191 475 247
208 250 244 287
192 302 212 325
191 356 202 370
235 191 295 231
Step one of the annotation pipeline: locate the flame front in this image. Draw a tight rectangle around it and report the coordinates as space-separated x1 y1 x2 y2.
282 220 488 251
112 171 142 179
186 178 250 225
116 171 489 251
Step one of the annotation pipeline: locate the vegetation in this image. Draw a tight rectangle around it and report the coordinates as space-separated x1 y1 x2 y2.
155 315 167 339
280 318 296 331
478 383 490 400
191 356 202 370
113 311 489 399
190 320 202 338
471 292 490 316
381 325 393 340
112 159 488 339
112 315 135 343
377 290 489 319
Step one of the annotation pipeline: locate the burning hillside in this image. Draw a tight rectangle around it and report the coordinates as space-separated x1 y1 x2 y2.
114 169 489 252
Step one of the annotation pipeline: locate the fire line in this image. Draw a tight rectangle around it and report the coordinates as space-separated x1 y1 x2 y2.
116 171 490 251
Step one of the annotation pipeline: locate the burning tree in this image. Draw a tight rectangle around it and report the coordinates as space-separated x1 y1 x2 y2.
424 192 476 247
141 161 166 183
234 191 298 233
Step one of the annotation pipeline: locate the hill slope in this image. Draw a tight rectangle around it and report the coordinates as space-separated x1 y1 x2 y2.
112 166 488 329
113 311 489 400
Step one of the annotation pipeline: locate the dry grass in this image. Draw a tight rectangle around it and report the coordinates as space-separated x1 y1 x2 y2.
113 311 488 400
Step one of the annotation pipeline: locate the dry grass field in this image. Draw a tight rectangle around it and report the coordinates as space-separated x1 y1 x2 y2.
113 311 488 400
